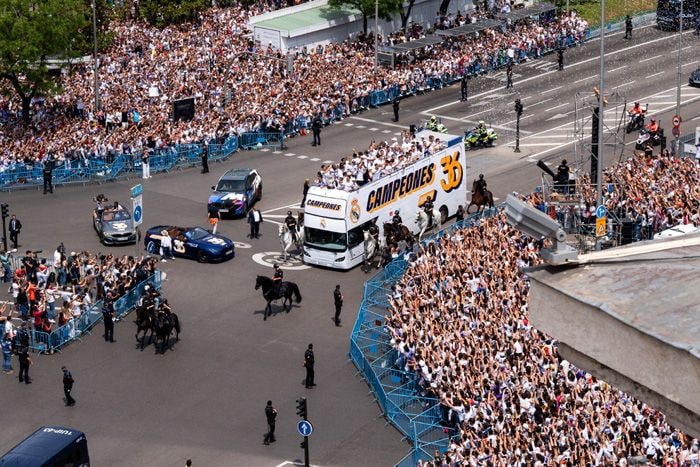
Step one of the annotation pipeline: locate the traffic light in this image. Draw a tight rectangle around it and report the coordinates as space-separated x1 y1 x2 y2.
1 204 8 219
514 99 523 116
296 397 307 419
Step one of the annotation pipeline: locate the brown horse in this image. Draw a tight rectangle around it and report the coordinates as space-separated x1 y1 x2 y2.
466 181 494 214
383 222 413 244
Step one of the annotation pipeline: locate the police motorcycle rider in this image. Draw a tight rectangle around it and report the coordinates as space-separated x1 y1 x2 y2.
475 121 488 143
284 211 299 245
627 102 646 133
427 116 438 131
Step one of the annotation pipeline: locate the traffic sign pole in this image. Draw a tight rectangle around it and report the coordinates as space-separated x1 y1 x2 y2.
131 184 143 258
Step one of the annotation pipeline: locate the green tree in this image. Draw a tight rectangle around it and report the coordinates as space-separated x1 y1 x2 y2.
0 0 89 124
327 0 402 34
139 0 210 26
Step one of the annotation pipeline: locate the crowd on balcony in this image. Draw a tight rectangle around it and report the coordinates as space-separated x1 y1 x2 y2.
384 151 699 465
1 1 587 175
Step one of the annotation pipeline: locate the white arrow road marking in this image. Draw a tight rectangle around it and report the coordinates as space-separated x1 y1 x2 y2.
543 103 569 112
545 112 574 122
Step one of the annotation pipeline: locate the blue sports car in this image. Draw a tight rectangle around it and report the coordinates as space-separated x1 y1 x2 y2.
144 225 235 263
208 168 263 217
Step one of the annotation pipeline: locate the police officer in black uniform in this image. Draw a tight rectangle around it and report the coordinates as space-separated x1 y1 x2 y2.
311 114 322 146
557 48 564 71
304 344 315 388
460 74 468 102
506 62 514 89
556 159 570 194
18 345 31 384
423 196 435 226
43 157 54 194
272 264 283 296
284 211 298 244
392 98 400 122
333 284 343 326
624 15 633 39
62 366 76 406
263 400 277 445
102 297 116 342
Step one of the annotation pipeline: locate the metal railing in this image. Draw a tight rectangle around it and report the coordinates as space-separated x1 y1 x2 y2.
19 271 162 354
349 208 500 467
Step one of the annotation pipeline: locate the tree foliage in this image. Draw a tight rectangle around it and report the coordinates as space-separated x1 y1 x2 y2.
327 0 402 33
139 0 210 26
0 0 90 123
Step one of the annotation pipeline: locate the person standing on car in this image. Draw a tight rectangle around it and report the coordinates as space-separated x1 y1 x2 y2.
333 284 343 326
248 207 262 239
263 400 277 445
62 366 75 406
304 344 315 388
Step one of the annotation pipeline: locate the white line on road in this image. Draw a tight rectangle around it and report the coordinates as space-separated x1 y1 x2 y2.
323 160 333 164
262 203 299 214
284 153 296 156
297 155 308 159
608 65 628 73
692 115 700 121
543 103 569 112
574 75 597 83
645 71 665 79
422 30 699 114
310 157 320 161
527 97 554 107
541 86 562 94
502 114 534 125
640 54 663 63
349 116 407 129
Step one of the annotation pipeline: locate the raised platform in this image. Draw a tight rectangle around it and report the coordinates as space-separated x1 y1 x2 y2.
526 234 700 438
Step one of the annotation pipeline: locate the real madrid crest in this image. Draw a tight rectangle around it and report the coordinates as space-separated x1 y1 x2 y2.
350 198 361 224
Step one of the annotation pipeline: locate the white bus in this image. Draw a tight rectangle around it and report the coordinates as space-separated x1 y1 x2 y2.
302 131 467 269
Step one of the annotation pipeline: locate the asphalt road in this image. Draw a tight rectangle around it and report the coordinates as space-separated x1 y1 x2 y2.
1 23 699 467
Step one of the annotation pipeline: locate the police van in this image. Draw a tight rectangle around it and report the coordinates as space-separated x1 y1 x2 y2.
0 426 90 466
302 130 466 269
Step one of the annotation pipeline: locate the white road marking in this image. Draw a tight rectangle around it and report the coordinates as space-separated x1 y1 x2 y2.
645 71 665 79
639 54 663 63
543 103 569 112
297 155 308 159
275 461 321 467
545 111 575 121
344 123 354 126
284 153 296 156
437 114 532 133
526 97 554 107
381 129 392 133
323 160 333 163
369 127 379 131
252 252 310 270
232 241 252 249
356 125 366 128
260 148 270 152
422 30 698 115
273 150 282 154
262 203 298 214
310 157 320 161
574 75 598 83
692 115 700 121
502 114 533 125
608 65 628 73
349 116 407 129
541 86 563 94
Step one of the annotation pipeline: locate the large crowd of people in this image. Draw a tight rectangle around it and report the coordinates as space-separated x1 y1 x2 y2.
381 150 699 465
1 246 158 354
0 1 587 177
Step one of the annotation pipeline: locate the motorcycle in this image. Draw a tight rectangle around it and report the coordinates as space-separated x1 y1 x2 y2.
464 128 498 149
635 127 663 150
626 105 647 134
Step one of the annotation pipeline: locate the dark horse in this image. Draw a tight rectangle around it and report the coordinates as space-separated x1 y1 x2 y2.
154 312 180 354
255 275 303 321
466 180 494 214
134 306 155 351
383 222 413 244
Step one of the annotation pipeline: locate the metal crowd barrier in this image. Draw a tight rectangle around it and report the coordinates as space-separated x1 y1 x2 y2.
349 208 500 466
238 131 285 150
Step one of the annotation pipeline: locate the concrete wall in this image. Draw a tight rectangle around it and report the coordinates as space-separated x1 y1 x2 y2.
528 278 700 438
251 0 472 53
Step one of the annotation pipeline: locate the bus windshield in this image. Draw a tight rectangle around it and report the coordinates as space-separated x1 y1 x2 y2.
305 227 347 251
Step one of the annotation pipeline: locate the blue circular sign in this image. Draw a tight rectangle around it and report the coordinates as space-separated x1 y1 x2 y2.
133 205 143 223
297 420 313 437
596 205 606 219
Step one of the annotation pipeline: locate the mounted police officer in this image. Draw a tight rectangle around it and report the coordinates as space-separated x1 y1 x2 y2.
272 264 283 295
284 211 298 244
474 174 487 196
423 196 435 227
392 210 402 225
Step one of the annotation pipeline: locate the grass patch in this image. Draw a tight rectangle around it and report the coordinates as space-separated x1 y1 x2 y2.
561 0 657 27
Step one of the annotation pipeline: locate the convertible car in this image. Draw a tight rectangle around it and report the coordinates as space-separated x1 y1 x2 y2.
144 225 235 263
93 202 137 245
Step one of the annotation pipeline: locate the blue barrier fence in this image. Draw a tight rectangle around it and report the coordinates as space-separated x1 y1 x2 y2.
18 271 162 354
349 208 500 466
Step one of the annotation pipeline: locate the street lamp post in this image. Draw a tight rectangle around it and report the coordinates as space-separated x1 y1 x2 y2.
374 0 378 74
675 0 683 154
595 0 605 251
92 0 100 111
